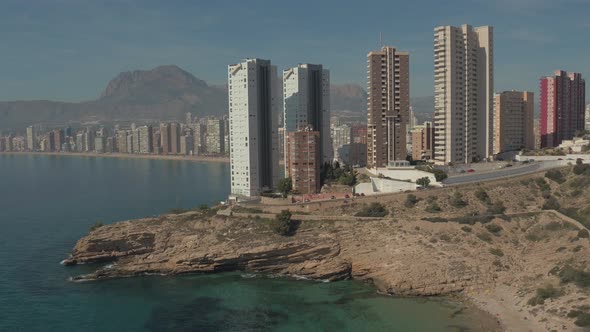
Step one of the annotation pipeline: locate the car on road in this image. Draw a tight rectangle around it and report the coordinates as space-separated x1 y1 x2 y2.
467 169 475 173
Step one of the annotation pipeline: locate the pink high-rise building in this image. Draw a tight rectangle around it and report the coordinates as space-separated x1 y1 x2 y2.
540 70 585 148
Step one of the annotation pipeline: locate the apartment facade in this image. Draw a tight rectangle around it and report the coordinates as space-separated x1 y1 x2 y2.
433 24 494 164
205 118 225 154
331 124 351 163
493 91 534 154
228 58 280 197
540 71 586 148
411 121 434 161
366 46 410 168
285 127 320 194
283 64 331 167
26 126 35 151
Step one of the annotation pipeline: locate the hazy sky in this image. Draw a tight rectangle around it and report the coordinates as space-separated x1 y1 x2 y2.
1 0 589 101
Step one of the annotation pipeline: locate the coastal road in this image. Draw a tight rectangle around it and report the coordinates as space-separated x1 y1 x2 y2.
442 160 569 185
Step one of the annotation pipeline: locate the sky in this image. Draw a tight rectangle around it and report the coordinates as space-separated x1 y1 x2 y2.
1 0 589 101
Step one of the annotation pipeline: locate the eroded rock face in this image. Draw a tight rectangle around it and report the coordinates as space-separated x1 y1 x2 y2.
65 214 351 282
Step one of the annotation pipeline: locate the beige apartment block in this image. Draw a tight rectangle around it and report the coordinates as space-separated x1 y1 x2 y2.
411 121 434 161
286 127 320 194
434 25 494 164
493 91 534 154
366 46 410 168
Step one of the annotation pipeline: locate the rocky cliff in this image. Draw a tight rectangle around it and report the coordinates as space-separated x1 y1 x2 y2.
64 213 350 282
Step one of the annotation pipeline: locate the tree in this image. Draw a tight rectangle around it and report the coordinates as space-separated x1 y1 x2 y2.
416 177 431 187
277 178 292 197
355 202 388 217
271 210 297 236
404 194 419 208
433 169 448 182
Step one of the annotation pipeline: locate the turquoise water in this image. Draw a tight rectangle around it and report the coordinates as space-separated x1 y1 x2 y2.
0 154 491 331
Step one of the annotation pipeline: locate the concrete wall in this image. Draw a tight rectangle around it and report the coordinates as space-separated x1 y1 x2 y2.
355 177 418 196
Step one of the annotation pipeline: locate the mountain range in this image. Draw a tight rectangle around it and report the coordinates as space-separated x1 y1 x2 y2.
0 65 434 131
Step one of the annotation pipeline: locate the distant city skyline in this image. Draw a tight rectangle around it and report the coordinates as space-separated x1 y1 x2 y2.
2 0 590 101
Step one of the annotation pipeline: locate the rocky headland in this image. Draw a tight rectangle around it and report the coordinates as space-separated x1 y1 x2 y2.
64 167 590 331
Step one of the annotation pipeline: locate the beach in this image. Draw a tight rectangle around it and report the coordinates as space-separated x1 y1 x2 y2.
0 151 229 163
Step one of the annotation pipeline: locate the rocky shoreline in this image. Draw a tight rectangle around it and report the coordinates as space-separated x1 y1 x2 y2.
64 169 590 332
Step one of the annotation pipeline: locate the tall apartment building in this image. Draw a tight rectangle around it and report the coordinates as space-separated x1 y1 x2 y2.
180 135 194 155
116 130 128 153
286 127 320 194
283 64 331 167
433 24 494 164
169 123 180 154
53 129 65 152
190 123 203 155
83 128 94 152
331 124 351 163
585 104 590 131
138 125 153 154
540 71 586 148
26 126 35 151
228 58 280 197
351 124 368 144
493 91 534 154
160 123 170 154
411 121 434 161
366 46 410 168
205 118 225 154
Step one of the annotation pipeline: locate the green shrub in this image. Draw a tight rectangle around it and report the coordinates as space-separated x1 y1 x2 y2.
461 226 472 233
89 221 104 232
578 229 590 238
527 284 563 306
556 265 590 289
270 210 298 236
477 232 492 243
485 223 503 234
355 202 388 217
489 248 504 257
486 201 506 215
449 191 468 208
568 310 590 327
535 177 551 192
404 194 419 208
545 169 566 184
433 169 448 182
573 163 590 175
439 233 452 242
425 202 442 213
277 177 293 197
474 188 491 205
542 197 561 210
416 177 431 187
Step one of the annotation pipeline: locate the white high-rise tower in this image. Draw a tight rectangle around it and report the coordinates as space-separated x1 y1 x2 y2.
433 24 494 164
228 59 280 197
283 64 331 167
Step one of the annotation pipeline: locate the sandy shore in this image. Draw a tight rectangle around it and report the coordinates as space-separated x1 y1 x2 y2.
0 151 229 163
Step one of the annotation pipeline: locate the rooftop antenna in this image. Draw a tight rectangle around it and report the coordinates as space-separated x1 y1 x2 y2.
379 32 383 48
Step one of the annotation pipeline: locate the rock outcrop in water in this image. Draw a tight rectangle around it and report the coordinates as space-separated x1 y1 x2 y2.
65 169 590 332
64 214 351 282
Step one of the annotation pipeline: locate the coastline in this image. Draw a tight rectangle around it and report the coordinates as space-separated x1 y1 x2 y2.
0 151 229 163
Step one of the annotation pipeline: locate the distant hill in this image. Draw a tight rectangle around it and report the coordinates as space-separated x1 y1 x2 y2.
330 84 367 112
0 65 228 130
410 96 434 124
0 64 435 131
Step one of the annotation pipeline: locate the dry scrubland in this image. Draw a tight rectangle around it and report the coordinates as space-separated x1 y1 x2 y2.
66 166 590 331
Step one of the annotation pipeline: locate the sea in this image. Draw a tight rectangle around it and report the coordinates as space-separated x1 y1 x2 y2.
0 154 496 331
